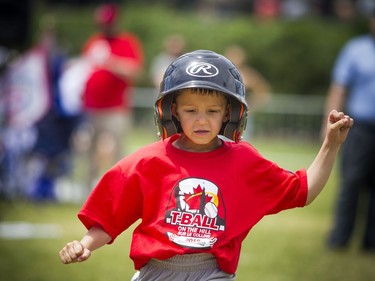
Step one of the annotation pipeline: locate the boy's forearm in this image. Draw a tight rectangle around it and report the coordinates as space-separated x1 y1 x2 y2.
80 225 112 251
306 140 340 205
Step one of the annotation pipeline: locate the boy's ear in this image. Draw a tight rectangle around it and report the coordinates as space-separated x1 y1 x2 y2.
223 105 230 122
171 103 180 120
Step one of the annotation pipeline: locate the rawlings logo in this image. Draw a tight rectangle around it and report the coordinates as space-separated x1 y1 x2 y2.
186 63 219 77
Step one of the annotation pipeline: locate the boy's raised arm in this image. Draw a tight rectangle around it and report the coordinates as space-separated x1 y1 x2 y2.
306 110 354 205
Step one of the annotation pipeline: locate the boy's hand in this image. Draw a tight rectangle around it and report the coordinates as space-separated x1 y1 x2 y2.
59 240 91 264
325 110 354 146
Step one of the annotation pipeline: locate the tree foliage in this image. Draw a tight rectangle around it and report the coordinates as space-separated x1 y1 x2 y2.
36 3 367 95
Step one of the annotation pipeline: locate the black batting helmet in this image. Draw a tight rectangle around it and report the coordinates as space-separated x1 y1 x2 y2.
154 49 248 142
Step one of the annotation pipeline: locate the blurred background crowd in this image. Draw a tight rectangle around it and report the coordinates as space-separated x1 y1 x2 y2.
0 0 374 204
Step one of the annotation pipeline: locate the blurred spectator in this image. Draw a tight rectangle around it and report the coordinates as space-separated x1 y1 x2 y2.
0 15 81 201
26 15 82 201
150 34 186 89
356 0 375 17
323 10 375 252
224 44 271 140
0 37 50 199
281 0 311 19
80 3 144 190
333 0 357 22
0 47 17 75
253 0 281 20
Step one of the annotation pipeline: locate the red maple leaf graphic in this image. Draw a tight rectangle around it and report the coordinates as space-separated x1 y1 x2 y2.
184 184 213 211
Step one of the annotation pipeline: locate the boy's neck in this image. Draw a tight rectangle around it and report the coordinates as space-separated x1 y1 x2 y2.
172 135 223 153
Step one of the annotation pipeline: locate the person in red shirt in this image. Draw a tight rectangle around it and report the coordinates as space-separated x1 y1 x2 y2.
59 50 353 280
81 3 143 189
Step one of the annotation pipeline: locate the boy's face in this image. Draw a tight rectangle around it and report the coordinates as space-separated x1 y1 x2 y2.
171 89 229 151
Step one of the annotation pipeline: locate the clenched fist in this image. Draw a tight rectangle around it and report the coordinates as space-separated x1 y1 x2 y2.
59 240 91 264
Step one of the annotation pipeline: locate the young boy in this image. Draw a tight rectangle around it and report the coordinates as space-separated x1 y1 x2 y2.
59 50 354 280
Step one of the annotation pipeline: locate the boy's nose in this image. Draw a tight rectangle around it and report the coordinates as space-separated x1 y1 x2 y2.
196 112 208 124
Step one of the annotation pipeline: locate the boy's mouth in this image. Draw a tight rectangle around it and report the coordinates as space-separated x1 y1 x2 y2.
194 130 210 135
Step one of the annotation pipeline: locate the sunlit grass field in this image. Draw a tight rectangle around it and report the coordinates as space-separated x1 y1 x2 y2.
1 129 374 281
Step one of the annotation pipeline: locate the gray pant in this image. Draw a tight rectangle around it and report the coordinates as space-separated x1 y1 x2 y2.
131 254 236 281
327 121 375 249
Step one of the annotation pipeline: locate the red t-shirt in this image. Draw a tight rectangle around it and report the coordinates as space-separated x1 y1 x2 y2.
82 32 143 110
78 135 308 274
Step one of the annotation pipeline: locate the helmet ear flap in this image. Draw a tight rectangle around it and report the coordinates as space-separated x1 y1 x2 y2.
155 94 179 139
222 98 247 142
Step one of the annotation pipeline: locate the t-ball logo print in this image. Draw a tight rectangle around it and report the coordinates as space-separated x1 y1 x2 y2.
164 178 226 249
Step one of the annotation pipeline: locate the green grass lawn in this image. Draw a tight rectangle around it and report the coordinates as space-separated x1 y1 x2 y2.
1 131 374 281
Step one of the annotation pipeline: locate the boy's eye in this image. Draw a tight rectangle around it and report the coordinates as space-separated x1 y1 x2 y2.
208 108 222 113
184 109 196 113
